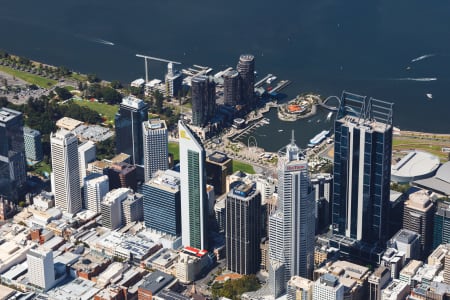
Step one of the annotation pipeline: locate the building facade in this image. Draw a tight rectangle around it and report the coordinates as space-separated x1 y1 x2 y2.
236 54 255 107
179 121 208 249
142 169 181 237
27 248 55 292
84 174 109 213
0 108 26 199
51 129 82 214
121 192 143 225
332 91 394 244
433 200 450 248
206 151 232 196
23 126 43 162
313 274 344 300
165 63 183 98
226 182 261 274
78 141 96 186
190 75 216 127
101 188 130 230
223 69 240 106
143 119 168 181
115 96 148 165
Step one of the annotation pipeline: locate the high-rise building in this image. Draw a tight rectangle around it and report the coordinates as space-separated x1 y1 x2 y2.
142 169 181 237
433 200 450 248
165 62 183 98
107 162 137 191
311 173 333 232
51 129 82 214
115 96 148 165
101 188 129 230
27 248 55 292
83 173 109 213
332 91 394 244
236 54 255 107
143 119 168 181
190 75 216 127
226 181 261 275
206 151 232 196
403 190 435 256
313 274 344 300
287 276 314 300
0 108 26 199
78 141 96 186
223 69 240 106
179 121 208 249
368 266 391 300
121 192 143 225
269 133 315 296
23 126 43 162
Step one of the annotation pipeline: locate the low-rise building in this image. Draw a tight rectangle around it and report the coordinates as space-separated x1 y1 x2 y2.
380 279 410 300
138 270 176 300
176 247 210 284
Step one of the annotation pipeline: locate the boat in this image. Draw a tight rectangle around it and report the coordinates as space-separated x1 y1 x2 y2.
426 93 433 99
278 129 284 132
308 130 330 147
326 112 333 121
307 120 312 123
317 119 321 123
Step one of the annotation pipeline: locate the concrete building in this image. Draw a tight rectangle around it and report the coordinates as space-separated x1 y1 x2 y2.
223 69 240 107
399 260 423 285
226 182 261 275
0 108 26 200
47 278 100 300
206 151 232 196
236 54 255 107
143 119 168 181
78 141 96 186
122 192 144 225
23 126 43 162
190 75 216 127
142 170 181 237
84 173 109 213
387 229 421 261
33 191 54 210
51 129 82 214
381 279 410 300
115 96 148 165
403 189 435 256
332 91 393 244
269 133 315 296
138 270 175 300
101 188 130 230
179 121 208 249
287 276 313 300
369 266 391 300
391 150 440 183
27 248 55 291
176 247 210 284
313 274 344 300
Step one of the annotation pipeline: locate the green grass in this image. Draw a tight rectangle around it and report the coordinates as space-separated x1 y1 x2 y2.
32 161 52 177
70 73 87 82
64 85 75 91
74 100 119 124
169 142 180 162
0 65 57 87
393 136 450 162
232 160 255 174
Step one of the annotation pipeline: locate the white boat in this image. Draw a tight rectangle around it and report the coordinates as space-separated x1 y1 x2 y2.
426 93 433 99
326 112 333 120
278 129 284 132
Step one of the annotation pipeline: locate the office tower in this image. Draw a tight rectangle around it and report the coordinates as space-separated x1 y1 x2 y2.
27 248 55 292
179 121 208 249
108 162 137 191
101 188 129 230
287 276 314 300
368 266 391 300
433 201 450 248
388 229 421 261
268 132 315 296
78 141 96 186
225 182 261 275
206 151 232 196
121 192 143 225
51 129 82 214
23 126 43 162
223 69 240 106
115 96 148 165
143 119 169 181
0 108 26 199
403 190 435 256
191 75 216 127
142 170 181 237
236 54 255 107
165 62 183 98
332 91 394 244
311 173 333 232
313 274 344 300
83 173 109 213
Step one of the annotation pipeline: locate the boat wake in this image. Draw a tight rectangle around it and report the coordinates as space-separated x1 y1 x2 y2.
391 77 437 82
91 38 115 46
411 54 435 63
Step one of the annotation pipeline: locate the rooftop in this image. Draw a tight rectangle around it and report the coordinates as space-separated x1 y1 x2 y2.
391 151 440 182
0 107 21 123
139 270 175 294
47 278 100 300
56 117 83 131
121 95 146 110
102 188 131 205
23 126 41 137
207 151 230 164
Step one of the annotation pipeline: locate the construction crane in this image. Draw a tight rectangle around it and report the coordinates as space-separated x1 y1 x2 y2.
136 54 181 83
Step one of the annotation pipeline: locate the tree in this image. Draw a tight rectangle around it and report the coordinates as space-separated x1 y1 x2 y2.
110 80 123 89
102 87 122 104
55 87 73 100
97 137 116 160
87 73 101 83
152 90 164 114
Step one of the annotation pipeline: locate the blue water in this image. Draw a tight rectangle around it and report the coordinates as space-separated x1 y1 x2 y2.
1 0 449 150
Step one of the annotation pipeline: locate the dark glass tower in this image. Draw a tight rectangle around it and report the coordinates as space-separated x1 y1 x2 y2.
0 108 26 200
223 69 240 107
191 75 216 127
236 54 255 107
115 96 148 165
332 91 393 244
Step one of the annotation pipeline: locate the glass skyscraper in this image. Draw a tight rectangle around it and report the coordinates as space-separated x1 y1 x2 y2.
191 75 216 127
0 108 26 200
115 96 148 165
236 54 255 107
332 91 393 244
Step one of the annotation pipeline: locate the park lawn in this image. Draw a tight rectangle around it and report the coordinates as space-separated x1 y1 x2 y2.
169 142 180 162
70 72 87 82
0 65 56 87
232 160 255 174
32 161 52 177
393 136 450 162
74 100 119 124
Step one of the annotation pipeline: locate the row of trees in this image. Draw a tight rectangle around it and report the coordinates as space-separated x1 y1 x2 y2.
211 275 260 300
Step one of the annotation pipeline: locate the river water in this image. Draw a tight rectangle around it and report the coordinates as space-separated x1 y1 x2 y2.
1 0 450 151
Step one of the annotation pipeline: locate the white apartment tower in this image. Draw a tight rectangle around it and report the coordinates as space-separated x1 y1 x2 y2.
78 141 96 186
84 173 109 213
143 119 169 181
179 121 208 250
101 188 130 230
269 132 315 296
27 248 55 292
51 129 82 214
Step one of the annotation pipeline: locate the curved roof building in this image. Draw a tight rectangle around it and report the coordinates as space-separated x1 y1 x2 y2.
391 151 440 183
414 161 450 196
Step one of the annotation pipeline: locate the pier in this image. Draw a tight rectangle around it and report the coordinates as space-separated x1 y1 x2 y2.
255 74 273 88
269 80 291 95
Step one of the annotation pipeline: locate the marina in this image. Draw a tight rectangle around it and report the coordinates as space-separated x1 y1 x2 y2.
308 130 330 147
